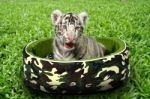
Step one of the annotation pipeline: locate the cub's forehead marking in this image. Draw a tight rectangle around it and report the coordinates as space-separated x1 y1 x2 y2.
61 13 80 24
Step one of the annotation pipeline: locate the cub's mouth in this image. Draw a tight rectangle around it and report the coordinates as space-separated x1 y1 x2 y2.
64 42 74 49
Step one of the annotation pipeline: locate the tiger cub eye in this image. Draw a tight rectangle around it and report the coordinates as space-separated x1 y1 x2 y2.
75 26 80 30
62 25 67 29
57 31 62 36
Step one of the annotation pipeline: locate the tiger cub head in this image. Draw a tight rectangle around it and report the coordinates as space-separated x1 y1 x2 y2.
51 10 88 49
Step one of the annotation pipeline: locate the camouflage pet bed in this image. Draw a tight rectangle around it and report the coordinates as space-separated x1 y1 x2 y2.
23 37 130 94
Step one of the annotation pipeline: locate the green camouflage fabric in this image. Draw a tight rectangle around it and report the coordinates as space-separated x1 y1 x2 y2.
23 40 130 94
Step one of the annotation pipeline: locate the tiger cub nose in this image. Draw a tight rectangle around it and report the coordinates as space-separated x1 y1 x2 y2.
67 36 75 42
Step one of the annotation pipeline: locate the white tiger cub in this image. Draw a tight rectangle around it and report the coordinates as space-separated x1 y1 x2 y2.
51 10 106 60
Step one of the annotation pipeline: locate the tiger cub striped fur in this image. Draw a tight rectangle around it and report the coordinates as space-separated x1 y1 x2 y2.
51 10 106 60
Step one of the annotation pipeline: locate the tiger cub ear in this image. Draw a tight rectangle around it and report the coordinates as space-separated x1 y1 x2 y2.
51 9 62 25
78 12 88 26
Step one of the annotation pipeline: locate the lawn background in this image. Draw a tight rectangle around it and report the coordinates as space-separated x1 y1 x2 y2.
0 0 150 99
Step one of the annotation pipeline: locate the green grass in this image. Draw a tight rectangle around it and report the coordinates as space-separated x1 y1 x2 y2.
0 0 150 99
